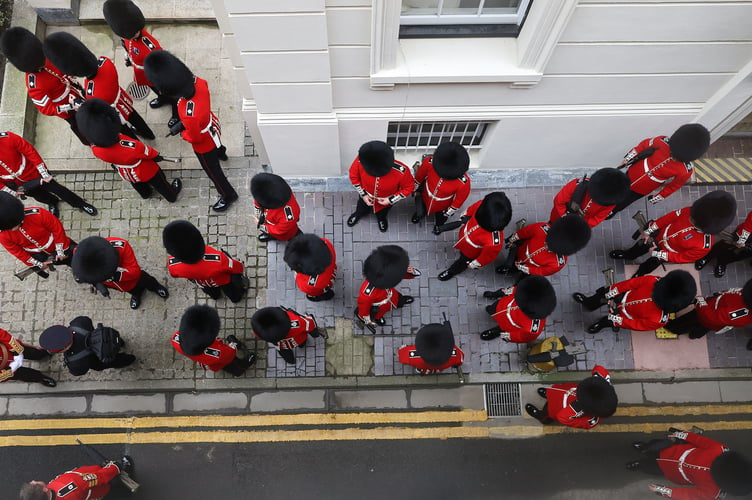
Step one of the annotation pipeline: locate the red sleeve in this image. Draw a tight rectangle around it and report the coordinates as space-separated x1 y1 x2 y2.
180 85 211 144
515 222 542 240
654 208 683 229
88 463 121 485
736 211 752 237
415 157 430 185
475 232 504 267
40 209 69 248
629 137 654 156
553 406 599 429
210 245 243 274
348 157 362 189
0 232 33 265
610 276 654 296
463 200 481 219
394 162 415 199
656 163 693 200
450 177 472 211
8 131 44 167
550 179 578 222
680 431 726 451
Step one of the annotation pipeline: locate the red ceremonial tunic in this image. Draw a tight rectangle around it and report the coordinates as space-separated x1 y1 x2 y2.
90 135 160 183
122 29 162 86
0 328 24 383
453 200 503 266
625 136 693 198
649 208 713 263
398 344 464 374
26 60 83 119
167 245 243 288
170 332 237 371
695 289 752 331
257 309 318 350
46 463 120 500
656 432 729 500
545 365 611 429
254 195 301 241
549 177 614 228
349 157 415 213
731 211 752 246
414 155 471 215
294 238 337 296
0 207 72 267
606 276 669 331
0 131 51 194
100 238 142 293
489 291 546 343
178 76 221 154
84 56 135 120
513 223 566 276
356 272 417 321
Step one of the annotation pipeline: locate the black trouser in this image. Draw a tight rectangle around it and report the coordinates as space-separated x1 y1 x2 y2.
221 355 254 377
578 287 609 311
353 197 392 222
413 197 448 226
195 148 237 200
65 114 89 145
444 254 472 277
8 179 89 209
705 240 752 267
617 241 663 276
128 271 164 299
126 110 155 140
610 189 644 216
630 439 674 475
202 274 246 303
11 343 50 383
663 310 711 338
130 169 179 202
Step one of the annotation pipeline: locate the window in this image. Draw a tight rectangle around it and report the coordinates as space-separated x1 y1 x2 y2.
387 121 491 152
400 0 532 38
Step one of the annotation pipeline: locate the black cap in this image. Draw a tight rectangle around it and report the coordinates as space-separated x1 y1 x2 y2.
283 233 332 276
39 325 74 352
711 451 752 496
475 192 512 232
0 27 45 73
76 98 122 147
669 124 710 163
515 275 557 319
577 376 618 417
358 141 394 177
691 190 737 235
432 142 469 180
588 168 630 206
0 192 25 230
742 279 752 309
652 270 696 313
43 31 98 77
546 215 591 256
250 173 292 209
415 323 455 367
251 307 291 343
103 0 146 39
178 305 221 356
162 220 205 264
143 50 195 99
363 245 409 289
71 236 119 284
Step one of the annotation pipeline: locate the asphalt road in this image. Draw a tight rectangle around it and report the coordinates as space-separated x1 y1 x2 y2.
6 430 752 500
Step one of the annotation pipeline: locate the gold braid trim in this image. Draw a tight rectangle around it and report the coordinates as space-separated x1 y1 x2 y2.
8 337 23 354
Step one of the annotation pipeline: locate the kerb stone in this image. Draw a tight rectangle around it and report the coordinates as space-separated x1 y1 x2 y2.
173 392 248 412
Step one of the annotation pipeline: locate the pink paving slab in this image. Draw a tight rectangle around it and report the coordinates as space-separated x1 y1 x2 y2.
624 263 710 370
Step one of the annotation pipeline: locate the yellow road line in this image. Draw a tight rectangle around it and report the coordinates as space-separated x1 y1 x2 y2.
616 404 752 417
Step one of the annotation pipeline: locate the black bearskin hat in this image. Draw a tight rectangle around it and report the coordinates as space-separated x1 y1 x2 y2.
432 142 470 180
669 124 710 163
162 220 205 264
589 168 630 206
711 451 752 496
0 27 45 73
251 307 291 343
358 141 394 177
363 245 409 289
143 50 195 99
43 31 98 77
475 192 512 232
415 323 455 367
0 192 25 230
76 98 121 147
691 190 737 235
178 305 220 356
71 236 119 283
546 215 591 256
515 275 557 319
283 233 332 276
103 0 145 39
743 279 752 309
250 172 292 209
652 270 696 313
577 376 618 418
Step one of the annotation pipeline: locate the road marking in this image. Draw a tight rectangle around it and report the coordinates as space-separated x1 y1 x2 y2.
616 404 752 417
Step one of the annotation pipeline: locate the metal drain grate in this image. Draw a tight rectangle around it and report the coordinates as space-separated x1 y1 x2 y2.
484 383 522 417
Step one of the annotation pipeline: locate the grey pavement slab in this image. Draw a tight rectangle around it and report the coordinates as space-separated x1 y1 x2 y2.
719 380 752 402
250 390 326 412
173 392 248 412
643 381 722 404
8 396 87 415
332 389 408 410
409 387 485 409
90 394 166 414
613 383 645 405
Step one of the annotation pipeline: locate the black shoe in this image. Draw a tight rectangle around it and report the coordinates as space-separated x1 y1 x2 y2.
480 328 500 341
119 455 135 474
171 178 182 196
438 270 453 281
167 117 180 129
213 194 238 212
632 441 645 451
411 213 422 224
495 265 513 275
537 387 547 398
346 213 360 227
483 289 505 299
226 335 246 351
525 403 544 420
156 285 169 299
81 203 98 216
245 352 257 367
625 461 641 471
258 232 274 242
374 317 387 326
121 354 136 367
747 338 752 351
129 295 142 309
397 295 414 307
587 317 612 334
432 225 442 235
714 264 726 278
149 96 166 109
485 304 496 315
307 289 335 302
609 250 626 259
40 376 56 387
217 145 228 161
279 349 296 365
378 219 388 232
695 257 709 271
48 204 60 218
572 292 587 304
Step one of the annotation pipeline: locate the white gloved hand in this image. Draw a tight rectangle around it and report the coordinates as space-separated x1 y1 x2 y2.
9 354 24 372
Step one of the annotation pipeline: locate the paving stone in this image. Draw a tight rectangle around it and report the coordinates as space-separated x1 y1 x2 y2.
8 396 87 416
250 390 326 411
643 381 722 404
719 380 752 402
332 389 408 410
410 387 485 409
613 382 644 405
172 392 249 412
90 394 167 414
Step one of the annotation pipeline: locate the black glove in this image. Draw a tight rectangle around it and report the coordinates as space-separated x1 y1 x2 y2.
169 120 185 136
153 155 164 162
93 282 110 298
124 58 132 67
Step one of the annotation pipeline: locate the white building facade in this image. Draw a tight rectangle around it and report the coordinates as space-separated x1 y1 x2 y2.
210 0 752 177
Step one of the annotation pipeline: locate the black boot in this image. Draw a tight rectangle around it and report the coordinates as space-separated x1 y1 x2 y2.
278 349 296 365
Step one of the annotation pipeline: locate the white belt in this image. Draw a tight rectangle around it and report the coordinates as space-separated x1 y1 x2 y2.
373 290 393 307
427 190 453 202
505 308 521 329
114 160 142 169
52 86 71 103
620 290 633 319
677 449 694 483
23 233 54 252
201 120 213 134
0 156 25 180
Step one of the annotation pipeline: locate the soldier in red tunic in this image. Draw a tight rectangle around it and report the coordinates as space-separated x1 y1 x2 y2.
171 305 256 376
0 130 96 217
480 275 557 343
103 0 173 110
72 236 169 310
251 306 323 364
283 233 337 302
0 327 55 387
611 123 710 215
497 214 591 277
610 190 736 277
20 458 133 500
437 192 512 281
526 365 617 429
356 245 418 329
664 279 752 339
696 210 752 278
0 193 76 272
250 173 301 242
144 50 238 212
76 98 181 202
0 27 89 145
43 32 154 140
627 429 752 499
549 167 629 228
398 321 464 375
573 269 696 334
347 140 414 233
411 142 472 232
162 220 248 303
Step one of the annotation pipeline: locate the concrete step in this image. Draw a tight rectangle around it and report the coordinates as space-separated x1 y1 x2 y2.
78 0 216 23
